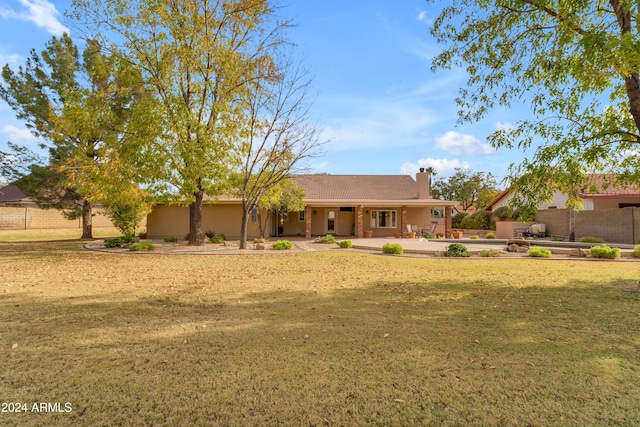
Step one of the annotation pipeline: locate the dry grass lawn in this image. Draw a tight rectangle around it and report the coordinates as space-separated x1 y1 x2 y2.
1 240 639 426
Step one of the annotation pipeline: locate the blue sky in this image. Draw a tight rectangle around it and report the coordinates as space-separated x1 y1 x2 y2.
0 0 529 184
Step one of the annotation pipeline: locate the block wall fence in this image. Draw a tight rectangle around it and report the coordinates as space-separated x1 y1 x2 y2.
0 207 144 230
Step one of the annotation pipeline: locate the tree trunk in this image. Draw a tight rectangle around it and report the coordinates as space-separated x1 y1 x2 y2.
568 209 576 242
81 200 93 239
240 204 249 249
188 187 205 246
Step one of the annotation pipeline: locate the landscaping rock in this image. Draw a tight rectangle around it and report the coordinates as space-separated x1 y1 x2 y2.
506 239 530 247
255 243 266 250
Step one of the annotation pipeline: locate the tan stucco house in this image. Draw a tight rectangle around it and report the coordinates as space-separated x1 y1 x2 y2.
485 174 640 212
146 170 457 239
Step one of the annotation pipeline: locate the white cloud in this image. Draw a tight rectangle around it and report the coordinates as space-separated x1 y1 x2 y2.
434 131 495 156
0 0 69 36
400 158 471 177
0 52 22 66
1 125 39 144
416 10 427 21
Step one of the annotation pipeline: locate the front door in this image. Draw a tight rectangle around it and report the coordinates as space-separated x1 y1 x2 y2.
326 210 336 234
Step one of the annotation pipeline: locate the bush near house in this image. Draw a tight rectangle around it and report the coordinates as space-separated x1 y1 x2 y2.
272 240 293 250
590 245 621 259
164 236 178 243
318 234 336 244
485 232 496 239
338 240 353 248
444 243 470 257
104 235 134 248
382 243 403 254
632 245 640 258
451 212 470 229
210 235 225 244
528 247 552 258
460 209 493 230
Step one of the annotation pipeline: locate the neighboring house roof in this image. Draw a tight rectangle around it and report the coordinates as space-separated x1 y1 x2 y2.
484 174 640 210
0 184 31 205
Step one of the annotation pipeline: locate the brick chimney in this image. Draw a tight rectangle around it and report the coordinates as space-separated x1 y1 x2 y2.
416 167 431 199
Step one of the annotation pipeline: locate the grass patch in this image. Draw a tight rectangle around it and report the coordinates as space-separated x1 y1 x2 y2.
1 241 639 425
129 242 155 251
580 236 605 243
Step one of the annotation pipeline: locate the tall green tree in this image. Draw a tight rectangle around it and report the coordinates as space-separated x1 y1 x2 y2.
0 34 149 238
428 0 640 213
71 0 290 245
232 58 322 249
431 168 500 211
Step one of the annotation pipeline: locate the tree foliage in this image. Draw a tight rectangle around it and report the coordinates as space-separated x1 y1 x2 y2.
431 168 500 211
428 0 640 212
0 34 149 238
256 179 305 238
70 0 291 245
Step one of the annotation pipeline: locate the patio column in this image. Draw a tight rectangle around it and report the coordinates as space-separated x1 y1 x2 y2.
305 205 312 239
356 205 364 238
401 206 407 238
445 206 452 238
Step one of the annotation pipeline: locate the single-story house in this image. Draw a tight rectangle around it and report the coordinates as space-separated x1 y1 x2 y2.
146 170 457 239
484 174 640 212
0 184 37 207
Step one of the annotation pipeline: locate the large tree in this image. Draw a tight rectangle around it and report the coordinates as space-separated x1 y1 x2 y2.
70 0 290 245
428 0 640 212
0 34 148 238
232 58 321 249
431 168 500 211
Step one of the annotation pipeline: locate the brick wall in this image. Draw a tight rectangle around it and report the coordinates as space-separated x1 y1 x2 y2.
0 207 141 230
534 208 638 244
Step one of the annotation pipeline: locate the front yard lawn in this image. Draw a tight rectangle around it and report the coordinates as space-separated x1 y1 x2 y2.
1 241 639 426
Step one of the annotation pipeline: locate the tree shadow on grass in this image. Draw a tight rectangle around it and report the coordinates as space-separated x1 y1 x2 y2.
1 272 639 426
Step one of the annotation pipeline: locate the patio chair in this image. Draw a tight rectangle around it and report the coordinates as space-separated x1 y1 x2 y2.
411 224 422 238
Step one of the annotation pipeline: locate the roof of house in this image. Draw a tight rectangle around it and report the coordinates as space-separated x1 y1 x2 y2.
291 174 419 200
0 184 30 204
484 174 640 210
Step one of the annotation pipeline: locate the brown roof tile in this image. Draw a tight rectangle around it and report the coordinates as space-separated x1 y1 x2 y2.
290 174 419 200
0 184 29 203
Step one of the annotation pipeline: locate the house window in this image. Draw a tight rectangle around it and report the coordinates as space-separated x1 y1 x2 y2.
298 210 305 222
370 210 397 228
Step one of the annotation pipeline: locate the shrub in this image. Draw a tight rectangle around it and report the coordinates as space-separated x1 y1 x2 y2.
528 247 552 258
493 206 515 221
460 209 493 230
210 235 225 244
632 245 640 258
103 188 151 237
444 243 470 257
164 236 178 243
485 232 496 239
103 235 134 248
272 240 293 250
589 245 621 259
338 240 353 248
479 249 502 257
382 243 404 254
318 234 336 244
470 235 479 239
580 236 605 243
205 230 216 239
129 242 155 251
451 212 470 228
422 232 435 239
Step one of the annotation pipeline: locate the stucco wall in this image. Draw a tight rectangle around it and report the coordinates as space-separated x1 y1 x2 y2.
147 204 263 239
